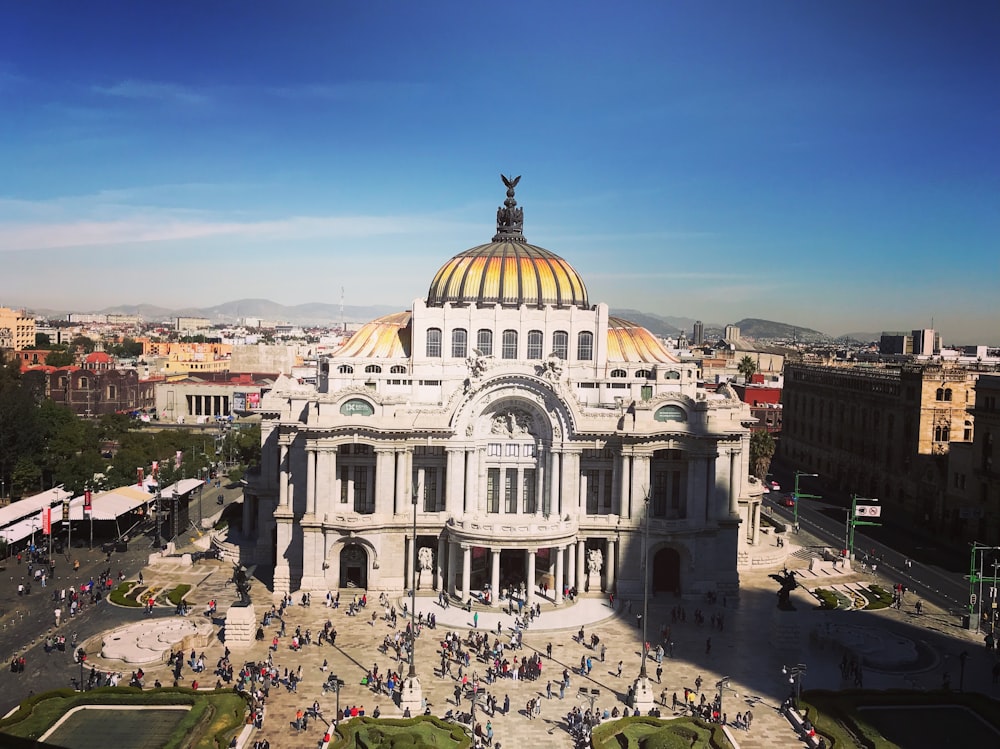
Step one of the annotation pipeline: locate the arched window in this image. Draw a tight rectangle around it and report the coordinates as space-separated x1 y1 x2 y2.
636 369 651 380
364 364 382 374
936 388 945 401
527 330 543 359
965 420 973 441
611 369 627 378
476 329 493 357
654 404 687 422
338 364 354 374
502 330 518 359
664 370 680 380
944 388 953 402
452 328 468 358
426 328 442 358
552 330 568 359
390 365 407 374
79 377 88 389
577 331 593 361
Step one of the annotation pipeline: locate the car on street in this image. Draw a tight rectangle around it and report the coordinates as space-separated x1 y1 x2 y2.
782 493 796 507
769 480 781 491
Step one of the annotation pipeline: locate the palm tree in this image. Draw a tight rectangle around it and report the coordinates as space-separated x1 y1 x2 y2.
737 355 757 381
750 430 775 481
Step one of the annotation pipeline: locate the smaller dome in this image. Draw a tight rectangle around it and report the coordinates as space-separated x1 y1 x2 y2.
607 317 679 364
335 312 411 358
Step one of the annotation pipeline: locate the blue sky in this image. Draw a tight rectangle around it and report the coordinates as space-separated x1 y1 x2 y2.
1 1 997 342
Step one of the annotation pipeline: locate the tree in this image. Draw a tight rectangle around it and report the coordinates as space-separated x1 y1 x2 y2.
737 355 757 382
45 350 75 367
34 332 51 348
0 364 44 497
10 456 42 499
70 335 96 354
750 430 776 482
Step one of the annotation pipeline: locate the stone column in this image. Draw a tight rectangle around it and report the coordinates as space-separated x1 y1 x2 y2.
567 541 576 590
447 540 458 598
729 449 741 517
395 449 411 515
554 546 564 605
545 451 562 517
374 448 394 516
464 449 478 515
279 443 289 507
611 454 621 516
752 502 761 546
605 538 616 592
306 447 317 515
490 548 501 607
461 544 472 600
631 454 650 517
536 450 546 516
705 452 718 522
561 451 580 515
436 535 446 591
619 453 632 518
446 448 465 517
576 540 586 590
526 549 536 606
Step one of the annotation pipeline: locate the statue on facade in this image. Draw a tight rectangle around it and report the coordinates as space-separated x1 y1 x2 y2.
468 349 490 379
417 546 434 573
587 549 604 575
493 174 526 241
491 408 533 437
540 353 564 382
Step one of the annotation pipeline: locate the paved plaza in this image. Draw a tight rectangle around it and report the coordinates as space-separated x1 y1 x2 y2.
64 533 997 749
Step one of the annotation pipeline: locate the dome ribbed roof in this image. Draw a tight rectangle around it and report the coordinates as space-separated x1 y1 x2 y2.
607 317 679 363
426 175 589 309
427 241 589 309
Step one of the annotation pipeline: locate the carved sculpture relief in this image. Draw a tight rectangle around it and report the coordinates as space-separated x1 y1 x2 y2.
491 408 535 437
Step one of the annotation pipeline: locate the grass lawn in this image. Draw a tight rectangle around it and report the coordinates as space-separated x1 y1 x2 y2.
0 687 248 749
800 689 1000 749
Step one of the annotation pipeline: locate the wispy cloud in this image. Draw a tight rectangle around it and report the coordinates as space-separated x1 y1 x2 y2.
262 81 428 102
92 80 209 105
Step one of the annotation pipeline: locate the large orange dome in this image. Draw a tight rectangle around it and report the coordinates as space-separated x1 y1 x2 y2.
426 176 590 309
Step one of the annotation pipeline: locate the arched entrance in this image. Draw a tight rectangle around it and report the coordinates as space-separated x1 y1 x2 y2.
652 548 681 594
339 543 369 589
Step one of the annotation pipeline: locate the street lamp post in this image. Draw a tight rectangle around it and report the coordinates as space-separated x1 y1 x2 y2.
155 485 163 547
792 472 819 530
328 673 343 727
399 484 423 714
716 677 736 721
629 493 654 711
845 496 881 561
783 663 807 710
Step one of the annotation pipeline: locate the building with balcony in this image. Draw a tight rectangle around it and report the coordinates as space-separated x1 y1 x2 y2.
249 179 757 604
781 362 977 524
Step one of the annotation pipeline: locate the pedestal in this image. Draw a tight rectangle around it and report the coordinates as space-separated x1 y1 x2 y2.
224 604 256 647
586 572 602 593
398 675 423 714
629 675 655 712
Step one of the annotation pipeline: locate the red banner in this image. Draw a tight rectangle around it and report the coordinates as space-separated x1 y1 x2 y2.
43 508 51 535
84 490 92 516
137 467 145 487
152 460 159 477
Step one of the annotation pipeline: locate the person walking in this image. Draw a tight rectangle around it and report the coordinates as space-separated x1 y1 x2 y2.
616 660 623 678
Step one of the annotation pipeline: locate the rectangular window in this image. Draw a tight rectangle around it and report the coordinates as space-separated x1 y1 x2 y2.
488 443 502 457
505 468 517 513
506 443 519 457
602 470 613 514
577 331 594 361
522 469 536 513
451 328 468 359
552 331 568 359
487 468 500 513
641 385 653 401
502 330 518 359
527 330 543 359
523 443 535 458
423 470 438 512
354 468 370 513
477 329 493 357
652 470 668 517
340 466 349 503
585 469 600 514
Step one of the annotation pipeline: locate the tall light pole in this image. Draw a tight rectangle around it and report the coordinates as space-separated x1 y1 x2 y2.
629 493 654 711
845 496 881 561
399 483 423 714
783 663 807 709
792 472 819 529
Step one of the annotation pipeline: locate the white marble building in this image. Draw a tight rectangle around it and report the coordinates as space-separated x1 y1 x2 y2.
249 178 757 604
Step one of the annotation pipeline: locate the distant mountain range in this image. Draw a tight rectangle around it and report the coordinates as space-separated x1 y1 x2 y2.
30 298 873 342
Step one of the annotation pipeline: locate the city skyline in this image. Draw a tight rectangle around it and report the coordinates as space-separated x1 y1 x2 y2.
1 2 998 344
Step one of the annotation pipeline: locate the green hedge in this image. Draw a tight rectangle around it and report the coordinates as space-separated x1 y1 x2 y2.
801 689 1000 749
331 715 470 749
590 715 731 749
864 585 893 610
814 588 840 610
0 687 247 749
109 581 141 607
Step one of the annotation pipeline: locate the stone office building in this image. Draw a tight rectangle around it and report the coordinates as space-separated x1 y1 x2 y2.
250 178 756 604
